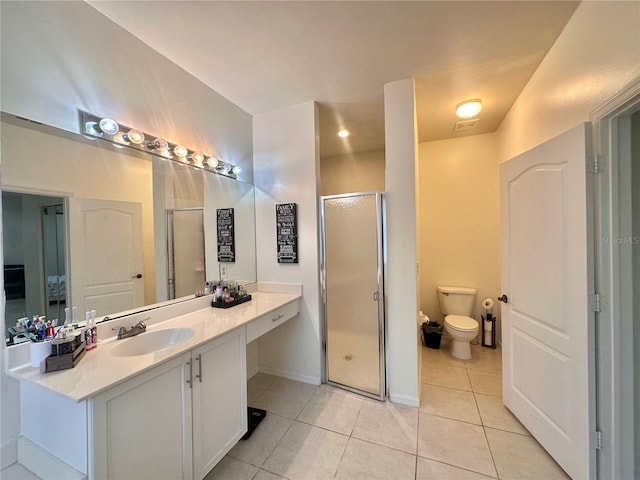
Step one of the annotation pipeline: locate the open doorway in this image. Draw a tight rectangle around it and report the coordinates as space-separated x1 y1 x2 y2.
2 192 67 337
594 86 640 480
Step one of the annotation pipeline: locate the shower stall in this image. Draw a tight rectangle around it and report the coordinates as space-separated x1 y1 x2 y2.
320 192 386 400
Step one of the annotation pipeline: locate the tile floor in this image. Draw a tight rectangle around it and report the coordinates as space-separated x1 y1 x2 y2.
1 341 570 480
207 341 570 480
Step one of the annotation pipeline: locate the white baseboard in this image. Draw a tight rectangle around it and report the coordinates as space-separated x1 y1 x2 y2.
17 436 85 480
1 438 17 470
389 393 420 408
258 365 320 386
247 364 260 379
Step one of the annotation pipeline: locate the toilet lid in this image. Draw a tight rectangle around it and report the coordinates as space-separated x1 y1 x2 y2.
445 315 478 331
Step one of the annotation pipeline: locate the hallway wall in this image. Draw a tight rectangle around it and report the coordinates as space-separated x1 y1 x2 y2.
320 150 385 196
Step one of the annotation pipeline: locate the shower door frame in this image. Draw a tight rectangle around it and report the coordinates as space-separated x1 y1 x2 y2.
166 207 205 300
320 191 386 401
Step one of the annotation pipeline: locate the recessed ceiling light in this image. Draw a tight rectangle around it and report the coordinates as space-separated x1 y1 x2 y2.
456 99 482 119
337 129 350 138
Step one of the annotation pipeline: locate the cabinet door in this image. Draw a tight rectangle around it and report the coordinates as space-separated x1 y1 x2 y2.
90 353 193 480
192 328 247 480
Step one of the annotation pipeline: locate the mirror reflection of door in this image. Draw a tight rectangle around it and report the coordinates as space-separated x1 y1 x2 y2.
42 204 66 324
2 192 67 334
68 198 145 316
167 208 205 299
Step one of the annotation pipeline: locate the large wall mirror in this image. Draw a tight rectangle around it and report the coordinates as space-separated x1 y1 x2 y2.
1 113 257 343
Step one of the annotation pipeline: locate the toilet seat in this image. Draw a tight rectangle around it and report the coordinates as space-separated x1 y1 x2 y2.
444 315 478 332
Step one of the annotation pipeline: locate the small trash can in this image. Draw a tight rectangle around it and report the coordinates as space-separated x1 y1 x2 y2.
421 322 443 349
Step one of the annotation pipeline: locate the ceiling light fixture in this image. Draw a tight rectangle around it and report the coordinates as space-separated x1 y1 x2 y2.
337 129 350 138
80 111 241 179
456 99 483 119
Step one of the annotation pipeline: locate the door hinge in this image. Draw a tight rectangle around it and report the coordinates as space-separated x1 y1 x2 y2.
594 430 603 450
588 154 603 174
589 293 601 313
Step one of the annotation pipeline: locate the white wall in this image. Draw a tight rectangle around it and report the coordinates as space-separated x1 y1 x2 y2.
418 133 501 335
497 1 640 163
0 1 253 182
0 1 253 468
253 102 322 384
384 79 420 406
320 149 385 196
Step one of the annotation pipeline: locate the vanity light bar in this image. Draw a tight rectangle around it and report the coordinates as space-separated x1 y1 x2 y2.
80 111 240 179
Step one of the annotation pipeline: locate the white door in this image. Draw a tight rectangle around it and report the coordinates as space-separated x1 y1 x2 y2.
68 198 144 316
500 123 595 479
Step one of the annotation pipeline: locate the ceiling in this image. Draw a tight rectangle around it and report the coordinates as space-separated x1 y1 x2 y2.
87 1 580 158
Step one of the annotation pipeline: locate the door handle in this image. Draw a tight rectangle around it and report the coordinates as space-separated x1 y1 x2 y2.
195 354 203 383
186 359 193 388
132 273 143 279
498 295 508 303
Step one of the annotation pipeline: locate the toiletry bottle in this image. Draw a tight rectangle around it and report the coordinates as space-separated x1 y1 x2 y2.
64 307 71 325
84 312 93 350
90 310 98 349
72 306 78 325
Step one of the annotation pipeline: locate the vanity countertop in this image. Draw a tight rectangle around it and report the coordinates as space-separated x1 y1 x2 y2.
7 291 300 403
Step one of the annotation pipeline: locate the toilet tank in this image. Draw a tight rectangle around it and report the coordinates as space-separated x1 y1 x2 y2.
437 286 477 316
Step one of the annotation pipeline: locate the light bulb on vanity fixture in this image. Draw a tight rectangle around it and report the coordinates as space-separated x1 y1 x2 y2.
173 144 188 161
79 111 243 178
190 151 204 167
114 128 145 145
147 137 169 152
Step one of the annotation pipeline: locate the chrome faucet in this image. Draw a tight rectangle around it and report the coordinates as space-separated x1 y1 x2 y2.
114 319 148 340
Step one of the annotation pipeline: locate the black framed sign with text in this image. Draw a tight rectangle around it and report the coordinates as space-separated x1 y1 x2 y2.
217 208 235 262
276 203 298 263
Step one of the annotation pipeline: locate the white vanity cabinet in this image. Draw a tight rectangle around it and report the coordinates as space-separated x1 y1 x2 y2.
191 326 247 479
90 327 247 480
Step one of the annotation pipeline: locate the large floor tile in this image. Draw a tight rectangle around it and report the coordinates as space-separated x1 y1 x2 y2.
418 413 497 477
422 342 467 369
351 400 419 454
250 377 318 419
262 421 348 479
253 470 286 480
485 428 570 479
464 346 502 375
420 384 481 425
248 373 277 404
467 370 502 397
423 363 472 391
204 456 258 480
475 394 529 435
0 464 41 480
227 414 293 467
297 387 363 435
335 437 416 480
416 456 496 479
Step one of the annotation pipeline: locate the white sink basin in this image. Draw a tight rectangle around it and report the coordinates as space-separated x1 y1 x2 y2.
111 328 195 357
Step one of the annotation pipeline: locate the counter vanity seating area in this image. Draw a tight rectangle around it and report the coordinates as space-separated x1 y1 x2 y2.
4 283 301 480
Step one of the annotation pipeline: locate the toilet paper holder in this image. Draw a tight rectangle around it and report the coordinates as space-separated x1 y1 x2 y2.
481 297 496 349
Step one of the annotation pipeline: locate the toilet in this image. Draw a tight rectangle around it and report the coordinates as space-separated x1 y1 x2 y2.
437 286 479 360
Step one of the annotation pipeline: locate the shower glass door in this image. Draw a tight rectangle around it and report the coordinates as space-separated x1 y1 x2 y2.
167 208 205 299
321 192 385 399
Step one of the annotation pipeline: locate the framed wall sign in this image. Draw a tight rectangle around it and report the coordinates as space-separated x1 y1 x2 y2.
217 208 235 262
276 203 298 263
